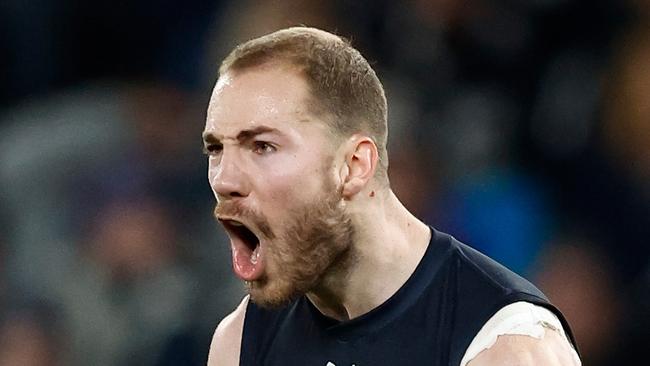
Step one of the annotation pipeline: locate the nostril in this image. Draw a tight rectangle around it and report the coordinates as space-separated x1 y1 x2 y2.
230 191 244 198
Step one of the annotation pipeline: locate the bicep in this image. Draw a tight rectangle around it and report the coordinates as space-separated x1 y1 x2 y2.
466 329 580 366
207 296 249 366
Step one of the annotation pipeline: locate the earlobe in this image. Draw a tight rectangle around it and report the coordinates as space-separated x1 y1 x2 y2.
341 136 378 198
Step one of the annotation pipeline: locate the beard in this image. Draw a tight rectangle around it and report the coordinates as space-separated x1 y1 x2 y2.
215 177 355 309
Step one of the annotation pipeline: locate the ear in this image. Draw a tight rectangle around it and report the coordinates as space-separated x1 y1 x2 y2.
341 135 379 198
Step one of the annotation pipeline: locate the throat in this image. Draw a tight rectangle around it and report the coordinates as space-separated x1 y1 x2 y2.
304 252 382 322
306 290 352 322
303 249 358 321
305 221 431 322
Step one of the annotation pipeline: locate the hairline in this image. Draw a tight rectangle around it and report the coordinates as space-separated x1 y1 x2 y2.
220 60 354 143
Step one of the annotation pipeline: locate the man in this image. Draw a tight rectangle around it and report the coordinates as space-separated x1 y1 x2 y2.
203 27 581 365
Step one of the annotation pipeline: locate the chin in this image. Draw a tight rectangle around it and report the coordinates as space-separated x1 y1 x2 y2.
247 278 306 309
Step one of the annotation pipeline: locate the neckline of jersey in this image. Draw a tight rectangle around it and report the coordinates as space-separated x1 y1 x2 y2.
303 226 454 341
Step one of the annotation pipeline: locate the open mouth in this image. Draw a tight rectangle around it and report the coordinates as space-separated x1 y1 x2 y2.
222 219 260 253
219 218 265 280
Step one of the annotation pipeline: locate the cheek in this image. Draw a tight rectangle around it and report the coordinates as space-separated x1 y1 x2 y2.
257 156 328 205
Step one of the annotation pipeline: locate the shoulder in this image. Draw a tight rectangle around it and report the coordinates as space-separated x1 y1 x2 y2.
463 302 581 366
466 329 580 366
207 295 250 366
449 234 546 298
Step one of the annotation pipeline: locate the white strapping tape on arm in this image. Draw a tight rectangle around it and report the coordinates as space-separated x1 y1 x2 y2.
459 301 581 366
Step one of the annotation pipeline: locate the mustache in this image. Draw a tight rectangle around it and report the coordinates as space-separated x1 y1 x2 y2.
214 201 275 239
214 200 253 219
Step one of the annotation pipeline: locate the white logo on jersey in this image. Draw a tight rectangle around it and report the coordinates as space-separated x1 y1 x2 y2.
326 362 356 366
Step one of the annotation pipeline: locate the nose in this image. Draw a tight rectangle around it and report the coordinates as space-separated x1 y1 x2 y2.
208 150 250 200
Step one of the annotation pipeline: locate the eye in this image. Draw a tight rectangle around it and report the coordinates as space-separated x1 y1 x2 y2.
252 141 276 155
202 143 223 156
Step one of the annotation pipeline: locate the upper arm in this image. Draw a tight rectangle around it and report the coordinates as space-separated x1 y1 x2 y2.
207 296 249 366
466 329 580 366
460 302 581 366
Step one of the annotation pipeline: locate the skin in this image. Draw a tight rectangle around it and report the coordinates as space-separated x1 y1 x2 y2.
203 64 578 365
467 329 580 366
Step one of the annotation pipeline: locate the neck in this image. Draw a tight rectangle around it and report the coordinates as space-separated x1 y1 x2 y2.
306 189 431 321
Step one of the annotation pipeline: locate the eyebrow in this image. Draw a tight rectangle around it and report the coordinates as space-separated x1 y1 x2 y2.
202 126 281 145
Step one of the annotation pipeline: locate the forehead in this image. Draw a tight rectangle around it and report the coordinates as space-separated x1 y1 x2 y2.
205 66 321 138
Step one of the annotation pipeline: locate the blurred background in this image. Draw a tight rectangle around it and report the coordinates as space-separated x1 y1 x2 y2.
0 0 648 365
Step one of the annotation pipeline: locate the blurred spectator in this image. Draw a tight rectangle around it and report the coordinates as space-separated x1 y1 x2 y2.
70 82 209 223
57 197 196 366
0 83 132 299
0 302 65 366
602 22 650 192
535 235 623 366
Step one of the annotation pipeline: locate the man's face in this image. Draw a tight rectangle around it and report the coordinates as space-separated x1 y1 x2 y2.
203 65 354 308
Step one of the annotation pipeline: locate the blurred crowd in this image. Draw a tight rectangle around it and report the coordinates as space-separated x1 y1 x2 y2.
0 1 648 365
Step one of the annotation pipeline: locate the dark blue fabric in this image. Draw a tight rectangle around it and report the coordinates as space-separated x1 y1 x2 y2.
240 227 577 366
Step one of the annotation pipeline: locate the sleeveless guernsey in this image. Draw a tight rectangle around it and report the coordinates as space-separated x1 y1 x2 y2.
239 227 578 365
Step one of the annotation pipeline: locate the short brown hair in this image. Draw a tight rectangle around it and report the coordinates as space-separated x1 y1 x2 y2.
219 27 389 181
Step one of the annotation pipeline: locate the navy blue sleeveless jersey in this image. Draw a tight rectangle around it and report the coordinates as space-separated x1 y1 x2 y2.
239 228 578 365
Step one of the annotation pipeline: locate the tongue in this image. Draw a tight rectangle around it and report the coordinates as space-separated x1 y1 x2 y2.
232 243 264 281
